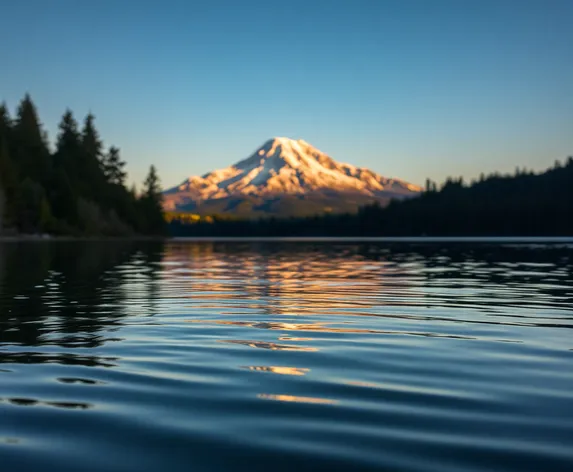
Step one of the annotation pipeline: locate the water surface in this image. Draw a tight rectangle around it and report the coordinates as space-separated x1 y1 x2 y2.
1 240 572 471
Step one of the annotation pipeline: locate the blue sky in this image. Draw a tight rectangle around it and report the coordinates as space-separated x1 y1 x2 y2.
1 0 572 188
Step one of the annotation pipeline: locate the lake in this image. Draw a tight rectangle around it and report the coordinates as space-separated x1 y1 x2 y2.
1 240 572 471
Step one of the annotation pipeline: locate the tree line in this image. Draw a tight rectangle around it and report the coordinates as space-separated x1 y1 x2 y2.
170 158 573 237
0 94 165 236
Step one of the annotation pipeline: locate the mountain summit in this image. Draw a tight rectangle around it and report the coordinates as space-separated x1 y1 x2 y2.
163 138 421 217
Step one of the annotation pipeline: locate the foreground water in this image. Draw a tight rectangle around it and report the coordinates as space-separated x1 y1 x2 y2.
0 240 572 471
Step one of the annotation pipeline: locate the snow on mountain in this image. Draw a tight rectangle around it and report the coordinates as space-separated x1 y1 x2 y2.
163 137 421 215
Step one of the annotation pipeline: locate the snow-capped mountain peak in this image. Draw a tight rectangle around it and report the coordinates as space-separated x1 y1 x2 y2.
163 138 421 214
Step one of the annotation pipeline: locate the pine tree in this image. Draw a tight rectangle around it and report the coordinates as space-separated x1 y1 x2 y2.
56 110 81 161
19 178 51 233
0 135 19 228
81 113 106 199
81 113 102 162
54 110 81 181
51 110 82 225
0 102 16 182
50 167 77 226
0 180 4 232
140 165 165 235
0 102 12 138
104 146 127 186
144 165 162 198
13 94 51 185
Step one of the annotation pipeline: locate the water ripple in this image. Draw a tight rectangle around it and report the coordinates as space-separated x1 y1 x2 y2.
0 240 572 471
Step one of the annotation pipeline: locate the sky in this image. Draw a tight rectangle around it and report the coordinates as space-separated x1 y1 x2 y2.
1 0 572 189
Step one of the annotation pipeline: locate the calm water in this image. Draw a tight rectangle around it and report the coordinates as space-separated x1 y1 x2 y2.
1 240 573 471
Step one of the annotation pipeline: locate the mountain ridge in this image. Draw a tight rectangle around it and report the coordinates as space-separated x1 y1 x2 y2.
163 137 421 217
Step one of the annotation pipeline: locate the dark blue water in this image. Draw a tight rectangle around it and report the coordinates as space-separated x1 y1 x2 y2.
1 240 572 471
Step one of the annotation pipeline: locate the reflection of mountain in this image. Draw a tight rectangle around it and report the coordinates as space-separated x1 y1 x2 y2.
244 366 309 376
257 394 337 405
161 242 417 318
191 319 388 334
161 241 573 328
220 339 317 351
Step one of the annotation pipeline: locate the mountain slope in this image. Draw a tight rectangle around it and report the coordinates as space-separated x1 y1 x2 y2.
164 137 421 217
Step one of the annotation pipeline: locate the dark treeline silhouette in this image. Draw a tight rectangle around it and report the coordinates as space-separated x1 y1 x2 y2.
170 158 573 236
0 94 165 236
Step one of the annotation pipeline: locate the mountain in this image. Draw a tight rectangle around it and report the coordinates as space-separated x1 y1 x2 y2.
163 137 421 217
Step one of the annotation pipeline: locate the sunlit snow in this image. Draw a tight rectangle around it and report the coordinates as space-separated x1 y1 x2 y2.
163 137 421 209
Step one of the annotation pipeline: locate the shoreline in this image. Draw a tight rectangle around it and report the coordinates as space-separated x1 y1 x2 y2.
172 236 573 243
1 235 572 243
0 234 167 242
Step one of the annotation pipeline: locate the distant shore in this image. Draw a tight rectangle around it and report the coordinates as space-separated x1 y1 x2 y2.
2 235 572 244
171 236 573 243
0 234 166 242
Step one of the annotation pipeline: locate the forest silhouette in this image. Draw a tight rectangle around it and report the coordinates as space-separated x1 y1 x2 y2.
0 95 165 236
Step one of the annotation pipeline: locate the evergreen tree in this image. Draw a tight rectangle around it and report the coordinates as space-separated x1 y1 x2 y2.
104 146 127 186
50 167 78 227
13 94 51 185
81 113 102 162
0 135 19 228
55 109 82 173
0 102 12 137
80 113 106 199
51 110 82 225
425 178 432 193
144 165 161 198
19 178 51 233
0 180 4 232
0 104 19 227
140 165 165 235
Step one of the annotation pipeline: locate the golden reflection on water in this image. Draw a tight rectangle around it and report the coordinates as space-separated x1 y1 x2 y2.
187 319 382 334
219 340 318 351
161 242 418 316
189 319 473 340
345 380 384 389
244 366 310 376
258 394 337 405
